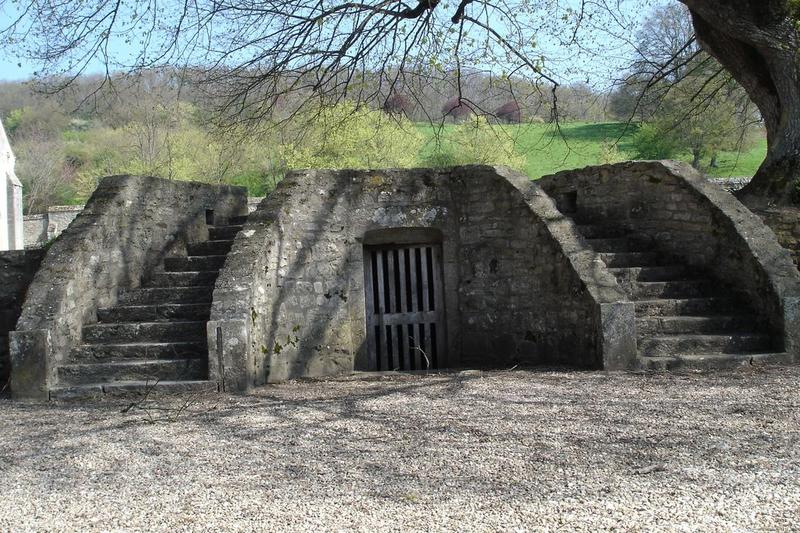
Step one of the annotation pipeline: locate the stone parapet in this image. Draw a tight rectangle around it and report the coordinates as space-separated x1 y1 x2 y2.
10 175 247 399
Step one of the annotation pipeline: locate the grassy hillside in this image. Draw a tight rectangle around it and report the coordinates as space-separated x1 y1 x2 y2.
418 121 767 179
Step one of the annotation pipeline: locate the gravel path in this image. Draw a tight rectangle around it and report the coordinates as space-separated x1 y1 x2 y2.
1 366 799 531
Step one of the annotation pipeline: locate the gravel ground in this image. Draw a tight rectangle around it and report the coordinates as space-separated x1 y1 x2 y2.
1 366 799 532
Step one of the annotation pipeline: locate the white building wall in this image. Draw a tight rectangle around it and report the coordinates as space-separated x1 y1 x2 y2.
0 120 23 251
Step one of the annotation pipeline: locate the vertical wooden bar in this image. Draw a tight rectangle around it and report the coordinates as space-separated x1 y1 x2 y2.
432 245 447 367
412 323 423 370
376 326 384 371
397 248 407 314
375 250 386 314
386 249 396 315
422 321 433 369
363 249 378 371
399 323 410 371
375 250 389 371
385 325 394 370
420 246 430 312
409 247 419 313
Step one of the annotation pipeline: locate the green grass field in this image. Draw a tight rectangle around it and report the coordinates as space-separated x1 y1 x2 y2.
417 121 767 179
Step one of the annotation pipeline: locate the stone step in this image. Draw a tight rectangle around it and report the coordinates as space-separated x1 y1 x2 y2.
599 252 662 268
576 224 629 239
97 303 210 322
635 297 738 317
631 280 716 299
57 359 206 386
69 341 206 362
609 266 689 282
83 321 206 344
50 380 217 402
209 225 243 240
639 352 792 371
148 271 219 288
187 240 234 256
637 333 774 358
584 237 638 253
636 315 758 337
119 286 212 305
164 255 227 271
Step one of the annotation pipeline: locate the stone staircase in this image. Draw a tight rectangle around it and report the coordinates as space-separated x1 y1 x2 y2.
50 216 248 400
573 221 789 370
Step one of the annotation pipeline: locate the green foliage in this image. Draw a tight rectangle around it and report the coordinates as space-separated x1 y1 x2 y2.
423 115 526 170
632 123 681 160
631 83 751 169
280 102 423 169
59 103 283 199
4 107 24 134
3 104 70 139
597 140 625 165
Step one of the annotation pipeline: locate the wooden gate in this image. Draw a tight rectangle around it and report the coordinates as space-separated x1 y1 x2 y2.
364 243 446 371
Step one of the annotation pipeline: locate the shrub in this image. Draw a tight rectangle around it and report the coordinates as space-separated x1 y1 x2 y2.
632 123 681 159
597 141 624 165
424 116 526 170
280 102 423 170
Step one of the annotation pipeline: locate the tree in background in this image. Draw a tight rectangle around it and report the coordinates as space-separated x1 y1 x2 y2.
495 101 521 124
441 97 474 122
14 133 76 213
632 75 749 169
382 94 414 117
619 4 757 171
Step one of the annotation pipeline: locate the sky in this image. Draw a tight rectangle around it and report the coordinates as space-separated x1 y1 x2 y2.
0 0 668 86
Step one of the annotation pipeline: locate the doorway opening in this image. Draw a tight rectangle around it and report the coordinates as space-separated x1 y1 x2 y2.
363 241 446 371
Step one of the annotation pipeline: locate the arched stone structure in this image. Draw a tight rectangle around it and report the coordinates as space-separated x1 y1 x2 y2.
207 166 634 390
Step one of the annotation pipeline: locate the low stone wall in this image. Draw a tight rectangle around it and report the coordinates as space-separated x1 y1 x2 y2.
11 175 247 399
208 166 632 391
247 197 264 213
23 205 83 248
538 161 800 358
25 200 264 248
0 249 45 387
709 177 751 193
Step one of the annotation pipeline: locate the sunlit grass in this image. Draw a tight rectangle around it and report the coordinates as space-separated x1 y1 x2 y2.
416 121 767 179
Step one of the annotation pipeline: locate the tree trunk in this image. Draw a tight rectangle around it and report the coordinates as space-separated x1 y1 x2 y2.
681 0 800 206
691 149 702 169
710 153 718 168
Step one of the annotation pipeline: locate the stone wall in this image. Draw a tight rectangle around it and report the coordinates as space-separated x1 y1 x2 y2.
23 214 47 247
708 177 799 269
755 207 800 270
0 249 45 387
11 175 247 399
208 166 632 391
25 201 263 248
23 205 84 248
538 161 800 357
